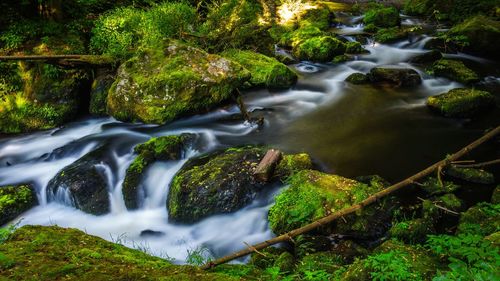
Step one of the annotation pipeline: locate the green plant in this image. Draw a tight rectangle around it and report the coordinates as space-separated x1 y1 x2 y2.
0 221 21 244
365 250 425 281
186 246 212 266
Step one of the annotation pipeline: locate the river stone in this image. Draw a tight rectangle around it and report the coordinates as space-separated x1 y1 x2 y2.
46 146 111 215
292 36 346 62
0 184 38 226
107 40 250 124
429 59 479 85
268 170 392 238
368 66 422 87
426 88 495 118
167 146 267 223
345 73 369 84
409 50 442 64
122 134 195 210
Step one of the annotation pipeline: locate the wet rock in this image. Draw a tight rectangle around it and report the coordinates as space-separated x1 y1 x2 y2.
221 49 297 89
368 66 422 87
140 230 165 237
345 73 369 84
293 36 346 62
429 59 479 84
426 88 495 118
123 134 194 210
457 202 500 236
409 50 442 64
445 166 495 184
268 170 393 238
345 41 367 54
107 40 250 124
89 69 115 116
0 184 38 226
46 146 111 215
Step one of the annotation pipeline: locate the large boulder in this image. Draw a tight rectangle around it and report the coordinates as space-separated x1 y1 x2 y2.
221 49 297 89
123 134 194 210
46 146 111 215
0 184 38 226
368 66 422 87
409 50 442 64
107 41 250 124
292 36 346 62
429 59 479 85
426 88 495 118
363 6 400 28
268 170 392 238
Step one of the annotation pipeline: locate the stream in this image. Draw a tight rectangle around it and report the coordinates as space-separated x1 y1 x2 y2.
0 16 498 262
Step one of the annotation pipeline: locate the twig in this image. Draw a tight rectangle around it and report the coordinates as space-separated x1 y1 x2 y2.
243 242 267 258
452 159 500 169
417 197 459 215
201 125 500 270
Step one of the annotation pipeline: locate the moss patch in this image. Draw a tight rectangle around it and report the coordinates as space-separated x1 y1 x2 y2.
0 185 37 226
457 202 500 236
429 59 479 84
446 166 495 184
346 73 369 84
363 6 400 28
293 36 346 62
427 88 495 118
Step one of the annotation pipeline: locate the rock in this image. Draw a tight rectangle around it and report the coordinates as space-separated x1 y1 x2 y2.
294 234 334 258
333 55 352 63
445 166 495 184
107 40 250 124
363 6 400 28
268 170 392 238
345 41 367 54
274 153 313 181
409 50 442 64
89 69 114 116
250 247 294 272
123 134 194 210
363 23 378 33
345 73 369 84
390 218 435 244
418 177 459 196
457 202 500 236
368 66 422 87
374 27 408 43
46 146 111 215
221 49 297 89
429 59 479 84
0 184 38 226
492 186 500 204
140 230 165 237
292 36 346 62
426 88 495 118
447 15 500 60
167 146 266 223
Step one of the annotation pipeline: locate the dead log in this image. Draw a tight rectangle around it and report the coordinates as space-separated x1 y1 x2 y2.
253 149 282 182
201 125 500 270
0 55 115 67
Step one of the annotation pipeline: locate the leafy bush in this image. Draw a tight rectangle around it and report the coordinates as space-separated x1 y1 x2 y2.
365 250 425 281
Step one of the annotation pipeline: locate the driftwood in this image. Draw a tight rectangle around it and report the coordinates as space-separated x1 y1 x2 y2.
254 149 283 182
0 55 115 67
201 125 500 270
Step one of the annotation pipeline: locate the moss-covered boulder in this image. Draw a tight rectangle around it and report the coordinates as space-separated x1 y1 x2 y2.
0 185 37 226
274 153 313 181
107 41 250 124
419 177 460 196
293 36 346 62
268 170 392 237
409 50 442 64
368 66 422 87
345 73 369 84
426 88 495 118
374 27 408 43
447 15 500 60
445 166 495 184
46 146 111 215
0 62 90 134
0 225 240 280
429 59 479 85
390 218 435 244
363 6 400 28
221 49 297 89
345 41 367 54
457 202 500 236
333 55 352 63
123 134 194 210
89 69 114 116
250 247 294 273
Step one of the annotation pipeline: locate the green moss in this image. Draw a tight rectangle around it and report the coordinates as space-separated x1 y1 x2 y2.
419 177 460 196
492 186 500 204
427 88 495 118
457 203 500 236
446 166 495 184
293 36 346 62
345 73 369 84
438 193 464 211
274 153 313 181
268 170 390 236
295 252 343 277
221 49 297 89
344 41 366 54
363 23 378 33
89 72 114 116
0 185 37 226
374 27 408 43
333 55 352 63
363 6 400 28
429 59 479 84
0 225 239 280
390 218 435 244
298 4 333 31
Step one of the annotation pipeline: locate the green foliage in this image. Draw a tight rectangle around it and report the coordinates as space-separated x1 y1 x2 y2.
186 246 212 266
404 0 499 23
458 203 500 236
0 222 20 244
365 250 425 281
91 2 197 59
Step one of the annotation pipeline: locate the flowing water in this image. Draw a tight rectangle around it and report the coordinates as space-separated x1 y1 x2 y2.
0 17 498 262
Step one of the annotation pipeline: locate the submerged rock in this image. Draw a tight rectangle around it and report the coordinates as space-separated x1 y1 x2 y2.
368 66 422 87
0 184 38 226
345 73 369 84
123 134 194 210
221 49 297 89
268 170 392 237
429 59 479 84
107 40 250 124
426 88 495 118
46 146 111 215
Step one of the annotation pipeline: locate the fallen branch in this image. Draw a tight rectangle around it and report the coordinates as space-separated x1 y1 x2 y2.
0 55 115 66
201 125 500 270
452 159 500 169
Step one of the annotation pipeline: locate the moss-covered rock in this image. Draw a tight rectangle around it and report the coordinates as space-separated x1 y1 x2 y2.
374 27 408 43
268 170 392 237
274 153 313 181
345 73 369 84
409 50 443 64
457 202 500 236
46 146 111 215
390 218 435 244
363 23 378 33
250 247 294 273
368 66 422 87
123 134 194 210
419 177 460 196
363 6 400 28
332 55 352 63
293 36 346 62
429 59 480 85
445 166 495 184
107 40 250 124
89 70 114 116
492 186 500 204
221 49 297 89
0 184 37 226
426 88 495 118
0 225 240 280
344 41 367 54
437 193 464 212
